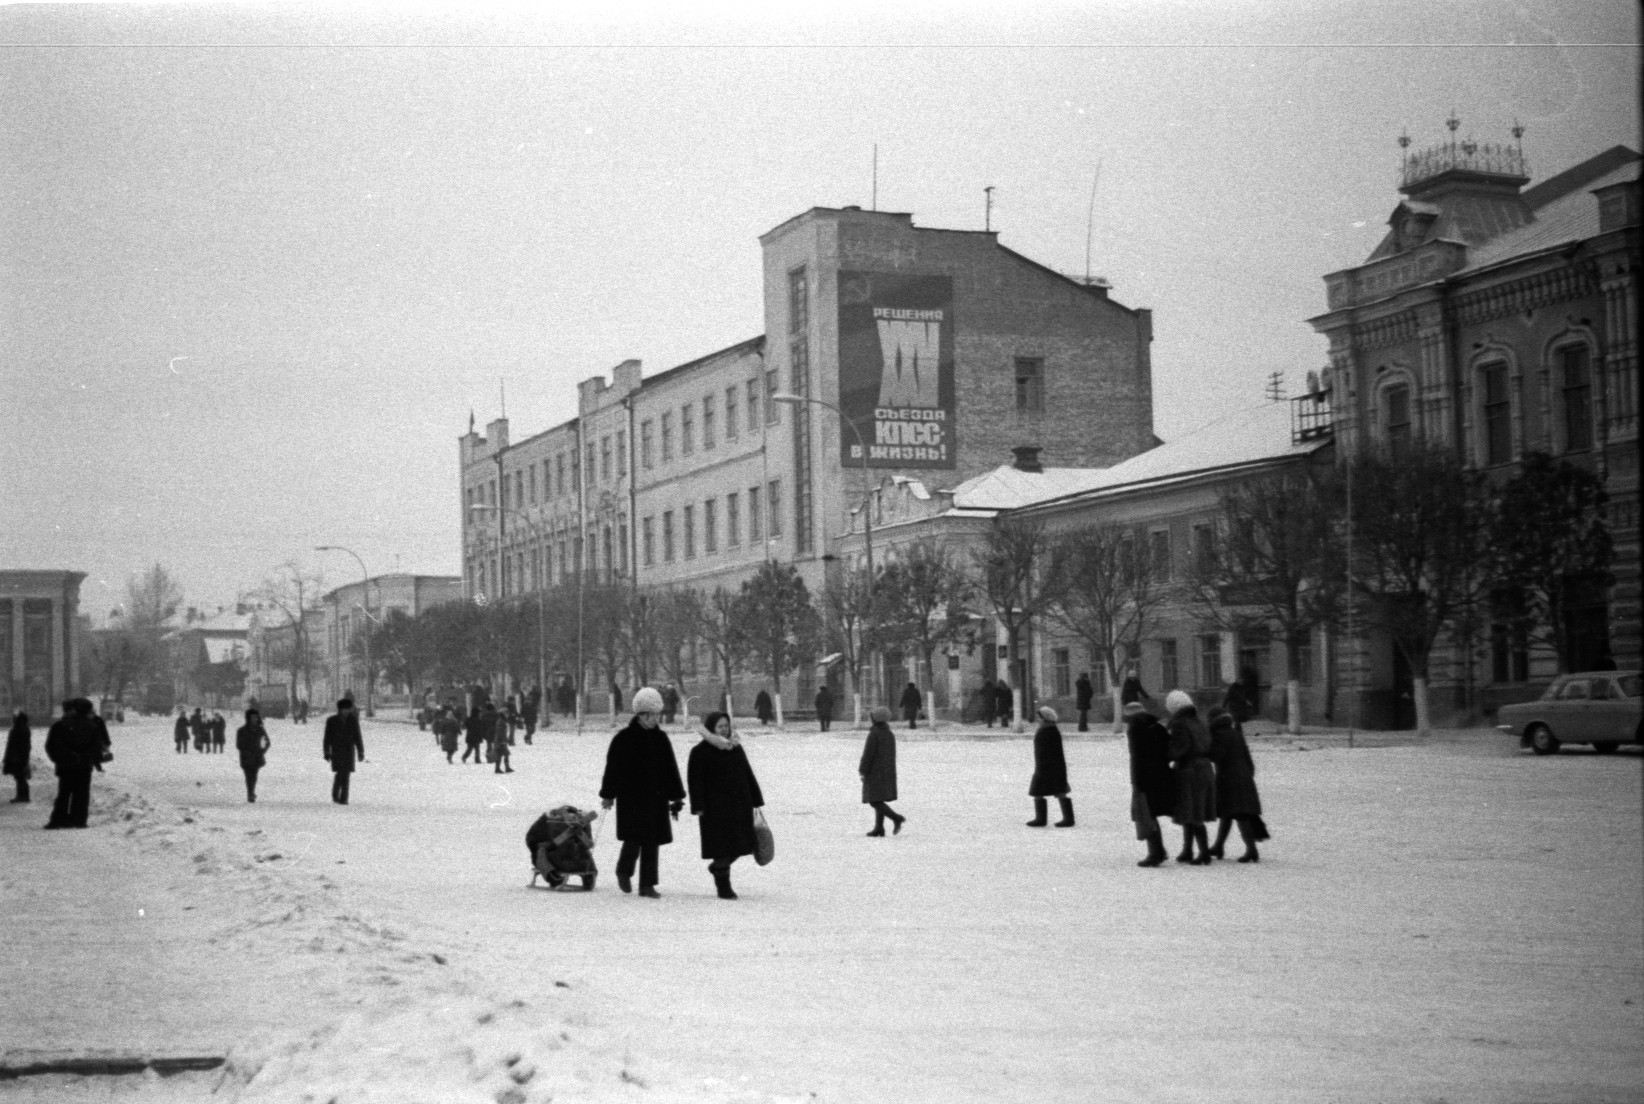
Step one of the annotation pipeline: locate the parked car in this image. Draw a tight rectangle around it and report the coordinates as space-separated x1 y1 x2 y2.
1496 671 1642 755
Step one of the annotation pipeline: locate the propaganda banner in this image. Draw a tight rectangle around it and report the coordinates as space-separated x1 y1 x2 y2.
836 271 956 470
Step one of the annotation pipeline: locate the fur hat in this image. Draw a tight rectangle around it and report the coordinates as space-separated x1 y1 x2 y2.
1122 701 1150 719
632 686 664 715
1165 689 1194 715
1037 705 1058 724
869 705 891 724
337 697 354 711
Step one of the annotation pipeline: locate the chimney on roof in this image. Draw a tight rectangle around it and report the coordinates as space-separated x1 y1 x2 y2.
1011 445 1044 473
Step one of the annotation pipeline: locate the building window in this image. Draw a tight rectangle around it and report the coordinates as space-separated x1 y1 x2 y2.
556 454 565 497
1385 383 1412 454
1491 590 1531 683
661 413 673 461
544 459 553 500
1294 634 1314 685
765 370 780 424
1160 638 1179 690
681 404 695 456
1560 345 1592 452
1015 357 1044 414
748 485 762 543
726 385 739 439
663 511 675 563
767 479 783 537
704 498 717 553
601 436 612 483
1198 633 1222 688
641 420 654 469
1481 361 1512 465
1150 529 1172 583
516 471 525 508
683 505 696 559
618 522 629 574
702 395 715 450
1052 648 1071 697
643 516 655 566
557 541 568 581
1192 523 1216 575
748 378 762 430
616 430 627 478
487 480 496 506
528 467 537 506
727 491 740 546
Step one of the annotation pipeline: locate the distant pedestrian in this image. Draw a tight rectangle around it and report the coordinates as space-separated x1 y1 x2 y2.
995 679 1014 728
1206 707 1268 863
210 711 227 753
1165 690 1215 864
436 705 462 763
754 689 774 726
980 680 999 727
297 698 310 724
814 685 835 732
493 708 515 774
1075 672 1094 732
173 709 189 753
662 683 680 725
480 700 503 765
1124 702 1174 866
687 711 765 900
44 698 105 829
600 687 684 899
4 710 31 803
235 708 271 803
462 705 485 764
322 697 365 805
191 708 207 752
1027 706 1073 828
1121 672 1150 710
899 682 922 730
610 682 625 715
859 706 905 836
522 688 540 743
1222 679 1255 727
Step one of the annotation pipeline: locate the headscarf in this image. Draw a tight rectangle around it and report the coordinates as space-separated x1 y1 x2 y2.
698 710 739 750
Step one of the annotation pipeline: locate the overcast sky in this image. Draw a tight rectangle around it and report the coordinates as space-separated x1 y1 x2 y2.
2 1 1638 623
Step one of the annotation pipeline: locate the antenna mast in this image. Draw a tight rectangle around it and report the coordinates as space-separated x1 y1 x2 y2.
872 144 878 211
1084 161 1102 283
500 379 507 419
984 186 995 232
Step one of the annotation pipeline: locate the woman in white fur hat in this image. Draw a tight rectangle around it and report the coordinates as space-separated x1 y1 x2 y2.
1164 689 1216 864
600 686 685 898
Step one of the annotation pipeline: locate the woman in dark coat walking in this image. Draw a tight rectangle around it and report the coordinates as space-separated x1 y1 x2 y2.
814 685 835 732
235 707 271 803
173 710 189 754
4 711 30 803
858 706 904 836
899 682 923 730
1027 706 1074 827
1206 707 1268 862
600 687 685 898
1124 702 1174 865
754 689 774 726
995 679 1014 728
687 711 765 899
1164 690 1215 864
436 707 461 763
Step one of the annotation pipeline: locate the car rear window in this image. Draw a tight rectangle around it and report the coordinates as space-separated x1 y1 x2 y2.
1617 674 1641 698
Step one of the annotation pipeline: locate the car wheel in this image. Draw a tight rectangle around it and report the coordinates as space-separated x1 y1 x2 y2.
1528 724 1560 756
1593 742 1619 755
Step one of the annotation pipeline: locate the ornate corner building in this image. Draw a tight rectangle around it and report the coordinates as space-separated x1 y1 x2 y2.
1310 127 1640 709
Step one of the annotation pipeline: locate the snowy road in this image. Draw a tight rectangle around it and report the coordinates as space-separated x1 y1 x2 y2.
4 715 1640 1103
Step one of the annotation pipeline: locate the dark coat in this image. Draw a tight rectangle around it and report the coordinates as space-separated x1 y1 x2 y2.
600 718 685 845
322 712 365 772
754 690 773 723
1075 675 1094 710
814 686 834 722
1125 713 1175 819
858 721 898 803
236 722 270 770
4 715 30 778
210 715 227 742
1029 722 1069 796
464 708 486 745
995 682 1014 722
1120 676 1148 706
687 736 764 860
173 715 189 741
45 713 102 775
899 684 922 721
1222 683 1254 725
1167 708 1216 826
979 682 998 714
1209 714 1262 818
436 712 462 753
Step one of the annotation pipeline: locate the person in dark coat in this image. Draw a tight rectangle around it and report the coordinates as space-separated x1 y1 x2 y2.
687 711 765 899
754 688 774 726
1075 672 1094 732
210 711 227 753
522 687 539 743
609 682 624 714
1206 707 1269 863
235 707 271 803
1027 706 1073 827
190 707 207 752
980 680 998 727
462 704 487 764
858 706 904 836
600 687 684 898
436 705 462 763
1222 681 1254 727
173 709 189 753
661 683 680 725
814 685 835 732
899 682 923 730
322 697 365 805
1164 690 1215 864
44 698 104 829
1120 672 1150 710
995 679 1014 728
5 710 31 803
1124 702 1175 866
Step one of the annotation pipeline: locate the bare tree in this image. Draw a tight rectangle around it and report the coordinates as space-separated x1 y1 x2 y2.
121 563 185 705
693 587 743 717
878 540 975 717
820 563 877 724
251 561 325 710
970 519 1070 731
1050 523 1166 731
649 589 703 704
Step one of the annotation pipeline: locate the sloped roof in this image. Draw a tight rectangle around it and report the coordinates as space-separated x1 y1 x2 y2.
948 465 1112 511
1460 155 1640 274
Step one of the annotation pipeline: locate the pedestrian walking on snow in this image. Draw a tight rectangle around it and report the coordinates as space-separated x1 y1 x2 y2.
995 679 1014 728
859 706 905 836
1206 707 1268 863
173 709 189 754
191 708 207 752
1075 672 1094 732
44 698 105 829
436 706 462 763
210 711 227 753
522 688 539 743
236 708 271 803
600 687 685 898
980 680 999 727
1164 690 1216 864
5 710 31 803
462 704 486 764
322 697 365 805
899 682 923 730
1027 706 1074 827
814 685 835 732
1124 702 1175 866
662 683 680 725
687 711 765 899
754 688 774 726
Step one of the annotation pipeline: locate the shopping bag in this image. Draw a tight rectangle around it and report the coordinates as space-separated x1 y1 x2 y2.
752 807 775 866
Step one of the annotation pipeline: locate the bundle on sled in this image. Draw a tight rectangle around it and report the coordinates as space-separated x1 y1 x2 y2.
526 806 600 890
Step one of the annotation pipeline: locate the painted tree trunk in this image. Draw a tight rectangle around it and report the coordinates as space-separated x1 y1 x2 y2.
1413 676 1431 738
1286 677 1301 735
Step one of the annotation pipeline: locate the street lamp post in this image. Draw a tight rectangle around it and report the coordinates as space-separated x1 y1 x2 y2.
315 545 373 717
469 505 548 715
771 391 875 724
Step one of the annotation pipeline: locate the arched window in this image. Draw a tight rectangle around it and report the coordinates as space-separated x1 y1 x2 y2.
1556 344 1593 452
1478 360 1512 465
1383 383 1412 455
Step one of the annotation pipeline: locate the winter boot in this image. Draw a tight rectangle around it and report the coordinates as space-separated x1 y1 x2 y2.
711 864 738 900
1054 797 1075 827
1026 798 1049 827
1138 831 1168 867
1176 830 1196 863
891 812 906 835
1208 817 1232 860
1236 817 1260 862
1191 825 1214 865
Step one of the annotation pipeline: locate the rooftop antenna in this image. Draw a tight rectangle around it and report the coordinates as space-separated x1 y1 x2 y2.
500 378 506 419
872 143 878 211
984 185 995 232
1083 161 1102 283
1265 370 1286 402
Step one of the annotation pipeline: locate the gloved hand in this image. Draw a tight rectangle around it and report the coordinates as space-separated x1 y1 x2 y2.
601 798 614 810
670 801 683 821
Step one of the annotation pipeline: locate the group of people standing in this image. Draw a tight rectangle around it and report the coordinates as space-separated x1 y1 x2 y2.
435 698 517 772
173 707 229 753
4 700 111 828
